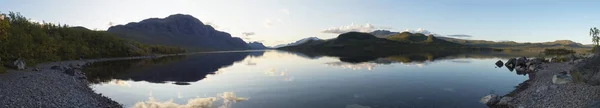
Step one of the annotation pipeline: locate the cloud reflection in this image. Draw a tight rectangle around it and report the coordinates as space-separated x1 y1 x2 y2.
108 79 131 87
326 62 376 70
133 92 248 108
265 68 293 82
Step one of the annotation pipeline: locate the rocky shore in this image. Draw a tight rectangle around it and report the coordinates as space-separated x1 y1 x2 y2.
0 55 182 108
483 54 600 108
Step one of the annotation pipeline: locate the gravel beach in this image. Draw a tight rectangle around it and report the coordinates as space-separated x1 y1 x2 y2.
0 55 180 108
502 62 600 108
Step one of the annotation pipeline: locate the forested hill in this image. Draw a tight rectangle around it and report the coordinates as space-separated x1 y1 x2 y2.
0 12 185 65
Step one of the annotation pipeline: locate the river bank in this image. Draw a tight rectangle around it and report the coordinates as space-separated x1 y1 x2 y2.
0 55 185 108
491 55 600 108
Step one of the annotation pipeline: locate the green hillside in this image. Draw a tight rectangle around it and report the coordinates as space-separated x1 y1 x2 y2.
0 12 185 66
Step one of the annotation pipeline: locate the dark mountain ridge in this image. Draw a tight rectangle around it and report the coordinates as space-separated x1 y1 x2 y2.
107 14 250 51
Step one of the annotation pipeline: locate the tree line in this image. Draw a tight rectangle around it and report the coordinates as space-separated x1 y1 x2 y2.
0 12 185 66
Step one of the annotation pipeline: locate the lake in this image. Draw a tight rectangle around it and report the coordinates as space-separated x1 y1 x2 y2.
85 50 529 108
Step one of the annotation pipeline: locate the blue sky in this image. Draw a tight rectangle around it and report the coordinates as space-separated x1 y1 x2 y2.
2 0 600 46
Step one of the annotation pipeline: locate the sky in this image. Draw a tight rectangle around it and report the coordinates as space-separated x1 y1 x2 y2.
2 0 600 46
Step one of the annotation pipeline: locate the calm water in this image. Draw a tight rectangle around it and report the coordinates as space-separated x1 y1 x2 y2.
85 50 528 108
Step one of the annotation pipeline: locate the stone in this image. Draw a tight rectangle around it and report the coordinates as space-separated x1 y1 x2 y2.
497 96 514 105
50 66 62 70
552 71 573 84
33 68 40 71
12 59 26 70
529 58 543 64
64 69 76 76
515 66 526 73
505 58 517 68
516 57 528 67
480 94 500 105
528 65 537 72
495 60 504 67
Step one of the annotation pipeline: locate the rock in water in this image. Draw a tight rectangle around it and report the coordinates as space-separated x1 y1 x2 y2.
505 58 516 68
12 59 26 70
495 60 504 67
480 94 500 105
552 71 573 84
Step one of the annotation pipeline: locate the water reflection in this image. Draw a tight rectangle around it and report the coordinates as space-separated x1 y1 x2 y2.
84 51 265 85
88 50 531 107
133 92 248 108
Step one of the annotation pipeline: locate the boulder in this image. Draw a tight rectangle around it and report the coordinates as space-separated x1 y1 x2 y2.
552 71 573 84
505 58 517 68
529 58 543 65
528 64 537 72
516 57 527 67
495 60 504 67
480 94 500 105
497 96 514 105
50 66 62 70
64 69 76 76
12 59 26 70
515 66 527 73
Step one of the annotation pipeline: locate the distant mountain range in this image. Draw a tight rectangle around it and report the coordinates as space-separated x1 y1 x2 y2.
248 42 268 49
370 30 400 38
107 14 262 51
279 32 491 62
368 30 591 49
437 37 591 49
273 37 322 48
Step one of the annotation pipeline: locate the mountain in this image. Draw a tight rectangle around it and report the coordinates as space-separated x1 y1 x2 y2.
273 37 322 48
107 14 250 51
385 32 463 47
248 42 268 49
438 37 591 49
279 32 491 60
370 30 400 38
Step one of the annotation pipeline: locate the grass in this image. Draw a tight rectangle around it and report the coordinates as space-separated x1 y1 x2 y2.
0 66 6 74
570 70 584 83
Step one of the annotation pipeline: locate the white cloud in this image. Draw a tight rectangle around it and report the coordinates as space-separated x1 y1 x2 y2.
322 23 386 34
446 34 472 38
402 28 433 35
280 9 291 15
263 18 284 27
205 22 219 28
264 19 275 27
242 32 255 36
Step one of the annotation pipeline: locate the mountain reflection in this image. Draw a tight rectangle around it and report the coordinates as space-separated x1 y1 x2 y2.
84 51 265 84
